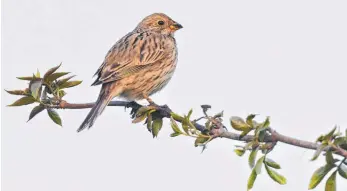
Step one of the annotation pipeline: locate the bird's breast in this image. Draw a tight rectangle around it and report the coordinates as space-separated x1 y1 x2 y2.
120 54 178 100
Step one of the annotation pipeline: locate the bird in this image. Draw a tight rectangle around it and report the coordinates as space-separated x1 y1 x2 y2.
77 13 183 132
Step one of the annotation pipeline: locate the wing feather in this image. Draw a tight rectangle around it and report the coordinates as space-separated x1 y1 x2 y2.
92 32 169 85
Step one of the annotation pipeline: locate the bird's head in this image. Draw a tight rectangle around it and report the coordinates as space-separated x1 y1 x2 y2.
135 13 183 35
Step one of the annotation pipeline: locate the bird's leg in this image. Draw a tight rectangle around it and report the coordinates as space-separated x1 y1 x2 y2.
142 93 157 106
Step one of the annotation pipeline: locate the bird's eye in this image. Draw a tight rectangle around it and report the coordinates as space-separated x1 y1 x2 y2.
157 20 165 25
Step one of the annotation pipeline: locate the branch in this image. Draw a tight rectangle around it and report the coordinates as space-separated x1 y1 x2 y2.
54 100 347 158
8 64 347 190
221 129 347 158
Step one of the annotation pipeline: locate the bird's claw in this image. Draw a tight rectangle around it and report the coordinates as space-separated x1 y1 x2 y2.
125 101 141 119
126 101 140 108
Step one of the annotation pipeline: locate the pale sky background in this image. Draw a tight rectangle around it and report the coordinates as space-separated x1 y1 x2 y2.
2 0 347 190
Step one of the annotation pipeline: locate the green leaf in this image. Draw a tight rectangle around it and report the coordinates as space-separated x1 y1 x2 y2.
338 164 347 179
316 135 325 142
5 89 29 96
325 171 337 191
182 119 190 134
152 118 163 138
262 117 270 128
258 130 266 142
29 79 43 100
255 123 269 139
43 63 62 80
325 151 335 165
311 144 327 161
265 158 281 169
334 137 347 146
58 90 67 98
59 80 82 89
213 111 223 118
132 106 155 123
246 114 256 127
46 72 69 83
8 96 36 106
56 75 76 86
249 147 259 169
47 108 62 126
326 126 337 140
247 169 257 191
146 114 152 132
230 116 251 131
35 69 40 78
255 156 265 174
28 105 45 121
132 114 147 123
170 112 184 121
17 76 36 81
170 132 181 137
205 121 212 130
136 106 155 115
309 164 336 189
234 149 245 157
194 136 210 147
187 109 193 119
265 164 287 185
187 120 197 130
240 129 252 138
170 117 182 134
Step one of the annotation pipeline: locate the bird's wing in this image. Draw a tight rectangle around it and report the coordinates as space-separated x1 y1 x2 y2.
92 32 171 85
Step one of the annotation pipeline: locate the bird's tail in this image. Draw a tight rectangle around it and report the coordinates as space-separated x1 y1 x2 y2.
77 83 120 132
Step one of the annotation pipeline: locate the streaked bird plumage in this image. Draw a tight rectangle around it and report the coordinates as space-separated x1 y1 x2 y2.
78 13 182 132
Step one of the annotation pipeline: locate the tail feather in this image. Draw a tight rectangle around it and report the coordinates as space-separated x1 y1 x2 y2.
77 84 118 132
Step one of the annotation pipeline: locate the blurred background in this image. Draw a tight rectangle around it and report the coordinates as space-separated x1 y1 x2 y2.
2 0 347 190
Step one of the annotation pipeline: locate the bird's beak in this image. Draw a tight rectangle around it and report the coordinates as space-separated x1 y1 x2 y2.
169 23 183 31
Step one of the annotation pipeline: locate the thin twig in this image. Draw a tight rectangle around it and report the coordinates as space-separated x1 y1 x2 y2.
53 100 347 158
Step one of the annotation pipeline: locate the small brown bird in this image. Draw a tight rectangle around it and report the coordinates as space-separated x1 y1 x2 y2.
78 13 183 132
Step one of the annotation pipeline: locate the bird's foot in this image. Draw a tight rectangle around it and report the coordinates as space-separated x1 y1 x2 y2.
125 101 141 119
142 94 158 107
126 101 141 109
